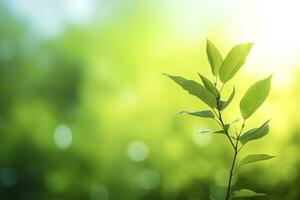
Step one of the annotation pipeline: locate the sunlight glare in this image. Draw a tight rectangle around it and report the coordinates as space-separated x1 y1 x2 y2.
234 0 300 87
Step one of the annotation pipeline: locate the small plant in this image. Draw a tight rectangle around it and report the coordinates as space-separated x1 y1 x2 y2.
164 40 274 200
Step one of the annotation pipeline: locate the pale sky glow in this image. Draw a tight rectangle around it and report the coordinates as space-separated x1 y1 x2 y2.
3 0 98 38
164 0 300 88
233 0 300 87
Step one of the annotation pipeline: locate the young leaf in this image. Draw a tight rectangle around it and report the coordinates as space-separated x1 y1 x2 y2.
240 76 272 119
179 110 215 118
164 73 217 108
237 154 275 169
196 130 224 134
206 39 223 77
232 189 266 198
219 87 235 110
239 120 270 144
224 124 230 132
198 73 219 97
219 43 253 83
230 118 240 124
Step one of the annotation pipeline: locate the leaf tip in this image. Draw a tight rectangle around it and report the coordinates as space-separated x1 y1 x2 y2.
268 74 274 80
197 72 204 79
178 111 187 115
247 42 255 48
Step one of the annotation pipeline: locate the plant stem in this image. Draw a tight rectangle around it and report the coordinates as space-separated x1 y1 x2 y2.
214 85 245 200
225 139 238 200
215 104 237 200
217 108 235 149
224 120 245 200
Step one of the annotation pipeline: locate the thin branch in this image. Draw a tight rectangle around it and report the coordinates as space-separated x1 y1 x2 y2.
214 81 241 200
217 108 235 149
225 138 239 200
225 133 235 149
234 123 238 137
237 144 245 153
219 83 225 93
238 120 246 136
213 118 223 126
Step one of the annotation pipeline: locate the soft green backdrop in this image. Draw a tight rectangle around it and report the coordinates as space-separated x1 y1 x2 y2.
0 0 299 199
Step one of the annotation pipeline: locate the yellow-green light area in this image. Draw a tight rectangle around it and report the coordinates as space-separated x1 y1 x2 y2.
0 0 299 200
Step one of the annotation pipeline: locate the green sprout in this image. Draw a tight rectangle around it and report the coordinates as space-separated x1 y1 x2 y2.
164 40 274 200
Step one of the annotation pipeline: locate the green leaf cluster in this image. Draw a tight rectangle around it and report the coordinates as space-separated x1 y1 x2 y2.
164 39 272 123
164 39 274 200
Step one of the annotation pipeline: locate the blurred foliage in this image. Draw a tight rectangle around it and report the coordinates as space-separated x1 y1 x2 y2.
0 1 300 200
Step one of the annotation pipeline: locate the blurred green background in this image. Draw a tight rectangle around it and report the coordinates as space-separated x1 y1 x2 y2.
0 0 300 199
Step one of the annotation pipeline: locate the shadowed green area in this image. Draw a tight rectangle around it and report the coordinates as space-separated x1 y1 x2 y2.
0 1 300 200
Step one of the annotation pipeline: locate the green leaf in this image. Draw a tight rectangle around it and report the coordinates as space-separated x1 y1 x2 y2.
198 73 219 97
238 154 275 169
240 76 272 119
232 189 266 198
219 87 235 110
196 130 224 134
164 73 217 108
219 43 253 83
239 120 270 144
179 110 215 118
206 39 223 76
